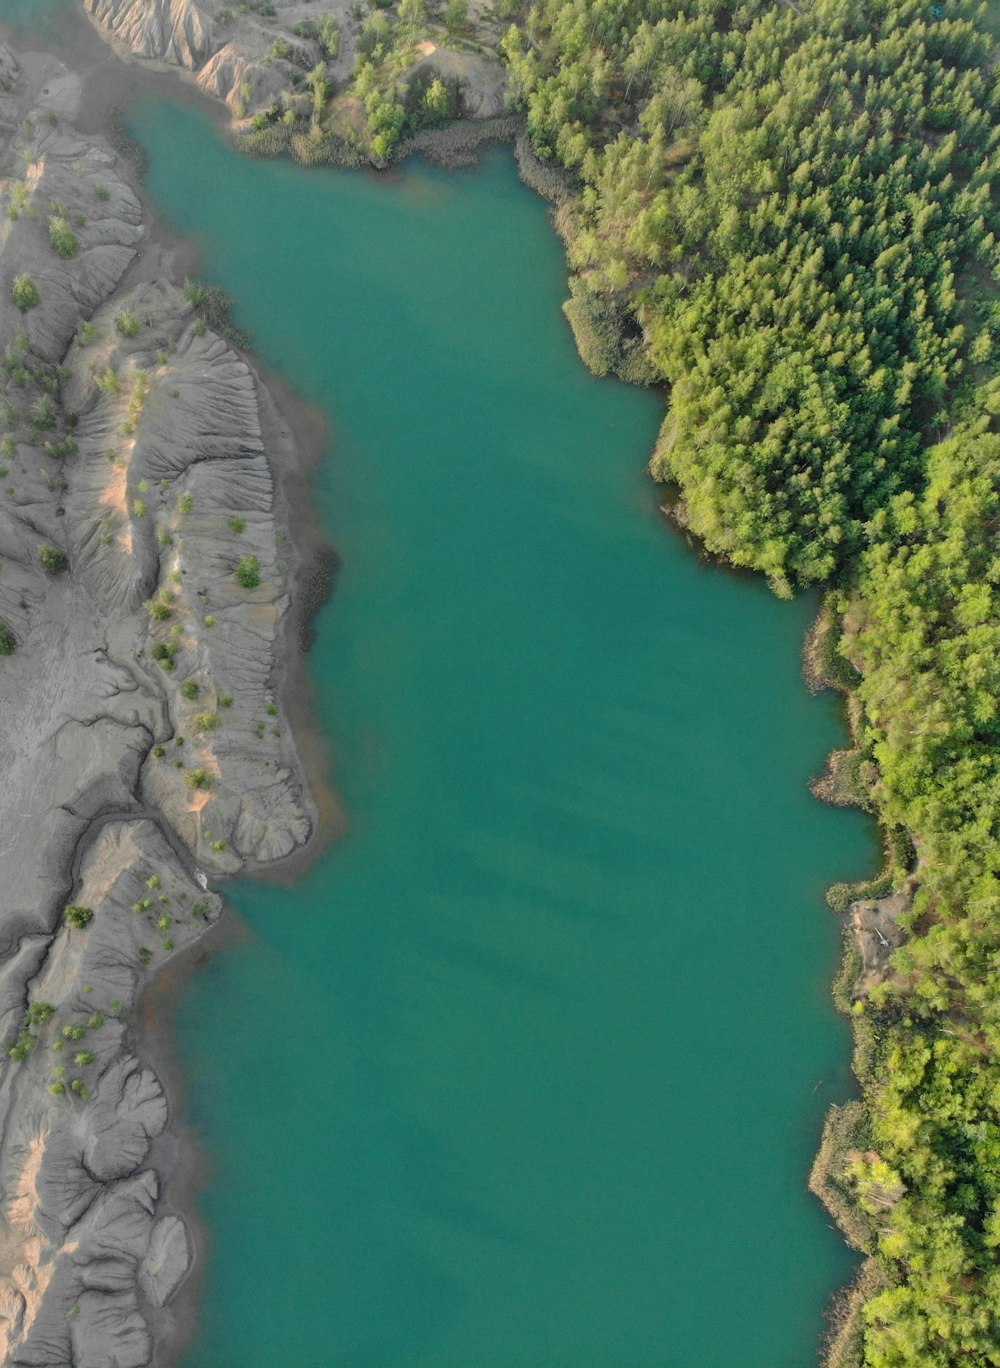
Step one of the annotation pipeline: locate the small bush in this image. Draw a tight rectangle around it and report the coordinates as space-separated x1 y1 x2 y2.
11 275 40 311
235 554 260 588
178 491 195 514
0 620 15 655
73 1051 96 1066
184 767 214 791
180 680 199 700
115 308 140 338
229 515 246 533
62 1024 86 1041
38 544 67 574
65 905 94 930
147 598 173 622
48 215 79 258
9 1031 35 1061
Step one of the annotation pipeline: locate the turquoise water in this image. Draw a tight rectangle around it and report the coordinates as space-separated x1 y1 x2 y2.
125 102 874 1368
0 0 70 36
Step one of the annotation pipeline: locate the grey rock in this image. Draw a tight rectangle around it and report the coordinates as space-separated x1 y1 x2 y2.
137 1216 190 1307
0 46 316 1368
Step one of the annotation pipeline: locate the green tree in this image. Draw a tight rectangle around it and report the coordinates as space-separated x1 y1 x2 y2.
444 0 467 35
319 14 341 58
424 77 450 120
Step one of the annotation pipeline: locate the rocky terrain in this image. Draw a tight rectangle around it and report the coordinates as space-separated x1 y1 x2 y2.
0 39 313 1365
83 0 507 128
85 0 356 118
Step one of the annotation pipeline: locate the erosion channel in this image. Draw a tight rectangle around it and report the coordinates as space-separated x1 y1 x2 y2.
119 98 878 1368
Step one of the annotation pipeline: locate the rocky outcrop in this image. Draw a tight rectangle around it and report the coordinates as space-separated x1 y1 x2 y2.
84 0 214 70
83 0 358 115
0 42 313 1367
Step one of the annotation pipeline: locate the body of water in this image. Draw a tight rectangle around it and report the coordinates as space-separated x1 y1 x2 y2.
125 97 865 1368
127 103 875 1368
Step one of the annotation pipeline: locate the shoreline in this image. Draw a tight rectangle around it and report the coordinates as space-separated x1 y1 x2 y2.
4 10 872 1367
0 13 354 1364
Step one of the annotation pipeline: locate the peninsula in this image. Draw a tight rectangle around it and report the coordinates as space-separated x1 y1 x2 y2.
0 27 315 1363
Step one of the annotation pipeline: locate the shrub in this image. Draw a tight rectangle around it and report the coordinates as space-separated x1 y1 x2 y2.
444 0 467 34
86 1013 104 1030
48 215 78 258
195 712 219 732
27 1002 55 1026
8 1032 34 1061
0 620 15 655
184 768 213 791
73 1051 96 1066
229 515 246 533
178 491 194 514
61 1024 86 1041
180 680 199 700
235 554 260 588
115 308 139 338
11 275 40 311
95 184 110 201
48 1080 66 1096
38 544 66 574
147 598 172 622
219 693 234 708
319 14 341 57
65 905 94 930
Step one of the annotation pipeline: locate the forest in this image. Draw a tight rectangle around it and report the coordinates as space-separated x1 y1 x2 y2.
497 1 1000 1365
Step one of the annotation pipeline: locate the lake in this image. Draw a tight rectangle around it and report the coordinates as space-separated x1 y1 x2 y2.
1 35 876 1359
124 101 875 1368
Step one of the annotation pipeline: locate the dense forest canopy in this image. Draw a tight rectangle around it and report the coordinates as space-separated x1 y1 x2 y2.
506 0 1000 590
498 2 1000 1365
